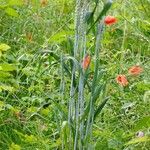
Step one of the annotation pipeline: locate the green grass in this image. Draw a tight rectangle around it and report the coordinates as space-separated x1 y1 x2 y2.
0 0 150 149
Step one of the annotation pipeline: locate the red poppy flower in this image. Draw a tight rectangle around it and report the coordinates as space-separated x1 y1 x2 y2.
116 75 128 86
128 65 143 76
104 16 117 25
82 54 91 70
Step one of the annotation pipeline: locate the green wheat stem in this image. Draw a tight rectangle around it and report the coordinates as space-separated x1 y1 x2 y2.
73 0 82 149
74 0 89 149
60 53 65 149
85 20 105 143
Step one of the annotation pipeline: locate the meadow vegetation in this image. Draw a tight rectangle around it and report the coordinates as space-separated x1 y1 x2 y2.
0 0 150 149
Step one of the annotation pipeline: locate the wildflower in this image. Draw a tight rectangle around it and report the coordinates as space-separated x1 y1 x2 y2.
40 0 48 7
26 32 33 42
14 111 26 122
128 65 143 76
136 131 144 137
104 16 117 25
82 54 91 70
116 75 128 86
39 124 48 131
23 0 29 5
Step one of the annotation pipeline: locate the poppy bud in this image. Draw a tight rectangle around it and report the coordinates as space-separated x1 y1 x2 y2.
82 54 91 70
128 65 143 76
104 16 117 25
116 74 128 86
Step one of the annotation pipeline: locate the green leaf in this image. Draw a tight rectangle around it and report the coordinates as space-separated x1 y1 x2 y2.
24 134 37 143
85 12 93 24
0 64 16 71
8 0 23 6
125 136 150 146
94 97 109 120
9 143 21 150
0 71 12 80
61 121 70 149
0 43 11 52
0 101 5 111
92 84 104 103
136 82 150 92
0 0 7 8
134 116 150 131
5 7 19 17
48 31 73 43
0 85 14 92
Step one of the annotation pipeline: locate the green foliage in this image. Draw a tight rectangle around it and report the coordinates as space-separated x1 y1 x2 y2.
0 0 149 149
0 43 11 51
0 0 23 17
5 7 19 17
125 136 150 146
